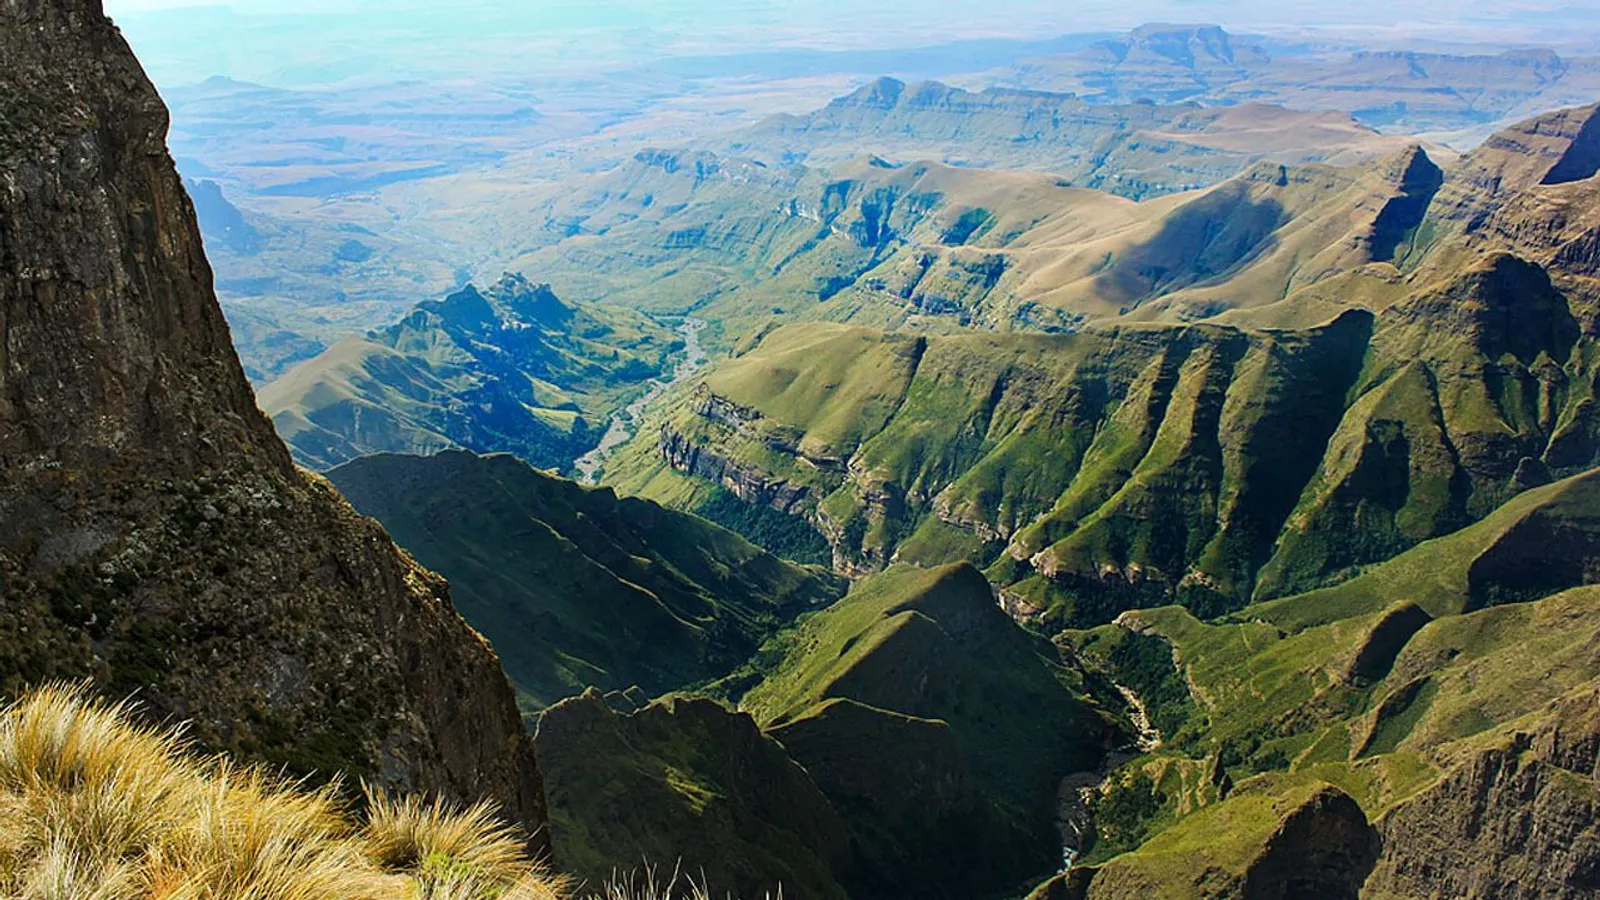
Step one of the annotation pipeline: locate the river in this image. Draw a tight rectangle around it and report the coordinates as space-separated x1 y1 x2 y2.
573 317 707 485
1056 681 1163 870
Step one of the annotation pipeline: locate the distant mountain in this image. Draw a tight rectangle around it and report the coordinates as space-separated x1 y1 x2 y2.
999 23 1600 133
327 450 844 711
710 76 1402 197
259 273 679 471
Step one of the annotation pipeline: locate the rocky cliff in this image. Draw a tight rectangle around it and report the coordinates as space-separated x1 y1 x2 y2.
1363 685 1600 899
0 0 546 843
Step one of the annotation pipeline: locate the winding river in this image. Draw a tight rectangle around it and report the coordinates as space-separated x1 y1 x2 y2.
573 317 707 485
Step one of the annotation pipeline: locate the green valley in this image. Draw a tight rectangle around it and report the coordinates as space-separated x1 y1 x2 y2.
18 3 1600 899
326 450 844 711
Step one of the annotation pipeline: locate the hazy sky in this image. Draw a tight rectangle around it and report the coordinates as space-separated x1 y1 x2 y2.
104 0 1600 87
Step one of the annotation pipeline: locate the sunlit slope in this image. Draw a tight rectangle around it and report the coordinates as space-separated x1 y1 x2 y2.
632 245 1596 625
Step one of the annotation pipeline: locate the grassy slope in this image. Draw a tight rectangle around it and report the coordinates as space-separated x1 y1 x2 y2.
327 450 843 712
1049 469 1600 894
1249 467 1600 631
625 240 1598 628
534 692 852 900
734 563 1107 894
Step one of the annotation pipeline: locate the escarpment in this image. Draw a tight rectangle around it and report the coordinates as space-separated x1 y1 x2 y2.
1363 685 1600 899
0 0 546 841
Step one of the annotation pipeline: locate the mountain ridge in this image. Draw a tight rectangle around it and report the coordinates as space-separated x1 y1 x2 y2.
260 273 678 472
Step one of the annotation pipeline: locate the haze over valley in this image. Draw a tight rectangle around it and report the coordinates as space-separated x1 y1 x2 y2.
9 1 1600 899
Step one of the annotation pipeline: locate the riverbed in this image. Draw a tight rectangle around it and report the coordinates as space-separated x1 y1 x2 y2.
573 317 707 484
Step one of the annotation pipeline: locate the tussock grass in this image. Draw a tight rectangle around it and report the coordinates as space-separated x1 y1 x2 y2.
0 684 563 900
590 865 782 900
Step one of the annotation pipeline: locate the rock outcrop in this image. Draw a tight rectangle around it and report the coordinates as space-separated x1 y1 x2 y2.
1363 686 1600 899
0 0 546 843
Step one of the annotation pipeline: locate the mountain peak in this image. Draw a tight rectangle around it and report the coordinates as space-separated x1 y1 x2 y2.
486 272 573 326
1098 23 1243 67
1464 102 1600 192
424 282 499 328
839 76 908 108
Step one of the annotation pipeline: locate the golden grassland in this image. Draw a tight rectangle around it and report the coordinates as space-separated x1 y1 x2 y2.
0 684 565 900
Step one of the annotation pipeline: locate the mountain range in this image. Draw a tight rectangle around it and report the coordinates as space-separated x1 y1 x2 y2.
995 23 1600 135
259 273 678 472
707 76 1404 197
11 3 1600 900
605 102 1600 628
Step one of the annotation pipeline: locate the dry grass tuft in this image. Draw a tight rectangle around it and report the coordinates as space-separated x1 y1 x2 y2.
0 684 563 900
589 864 782 900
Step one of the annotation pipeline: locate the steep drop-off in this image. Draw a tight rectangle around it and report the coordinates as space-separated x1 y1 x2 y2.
0 0 545 839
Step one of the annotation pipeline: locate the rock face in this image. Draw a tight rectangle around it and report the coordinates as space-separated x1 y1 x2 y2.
0 0 546 844
1363 686 1600 900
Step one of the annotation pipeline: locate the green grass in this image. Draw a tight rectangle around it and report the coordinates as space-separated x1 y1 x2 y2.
737 564 1106 891
1249 468 1600 632
534 693 852 900
328 451 844 712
